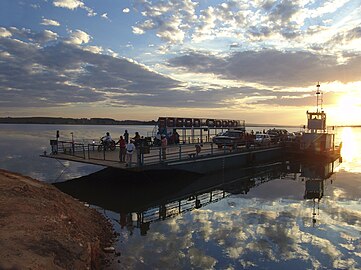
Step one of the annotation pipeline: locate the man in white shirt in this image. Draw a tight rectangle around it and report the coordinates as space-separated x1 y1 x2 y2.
101 132 112 146
126 140 136 167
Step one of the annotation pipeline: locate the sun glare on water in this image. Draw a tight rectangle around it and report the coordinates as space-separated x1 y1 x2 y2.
337 127 361 173
329 92 361 126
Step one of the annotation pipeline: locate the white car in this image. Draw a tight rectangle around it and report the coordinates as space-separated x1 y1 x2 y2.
254 134 271 146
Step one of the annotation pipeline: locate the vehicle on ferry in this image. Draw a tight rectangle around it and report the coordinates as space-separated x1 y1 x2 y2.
212 130 248 148
254 134 271 146
267 128 289 143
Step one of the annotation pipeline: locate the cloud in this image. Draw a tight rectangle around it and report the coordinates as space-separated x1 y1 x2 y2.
131 0 358 55
167 49 361 87
40 30 59 43
132 20 156 35
132 0 198 43
41 18 61 27
0 25 359 114
267 0 300 23
3 27 58 44
66 29 91 45
83 45 103 54
1 28 286 110
30 3 40 9
101 13 109 20
309 0 350 18
0 27 12 38
0 28 186 109
53 0 84 10
52 0 96 16
345 26 361 41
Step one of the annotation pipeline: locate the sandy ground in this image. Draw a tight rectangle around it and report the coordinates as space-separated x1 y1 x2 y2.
0 169 115 270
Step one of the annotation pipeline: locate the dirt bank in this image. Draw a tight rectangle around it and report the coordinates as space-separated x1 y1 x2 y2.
0 169 114 270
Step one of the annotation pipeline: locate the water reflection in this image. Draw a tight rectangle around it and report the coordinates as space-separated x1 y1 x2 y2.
0 124 153 181
56 159 338 236
2 124 360 269
54 158 361 270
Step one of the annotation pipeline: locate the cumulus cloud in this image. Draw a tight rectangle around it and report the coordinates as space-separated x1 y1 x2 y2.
53 0 96 16
53 0 84 10
41 18 61 26
131 0 358 54
167 49 361 87
132 0 198 43
0 27 185 109
1 28 295 110
83 45 103 54
2 27 58 44
345 26 361 41
308 0 350 18
66 29 91 45
0 24 359 113
0 27 12 38
40 30 59 43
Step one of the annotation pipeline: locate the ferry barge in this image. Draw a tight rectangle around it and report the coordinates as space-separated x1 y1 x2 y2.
42 84 340 173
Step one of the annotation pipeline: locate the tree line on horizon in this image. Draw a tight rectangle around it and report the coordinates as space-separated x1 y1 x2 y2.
0 117 157 125
0 116 359 128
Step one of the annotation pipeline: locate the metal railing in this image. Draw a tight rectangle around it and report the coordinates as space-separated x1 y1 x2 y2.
141 189 228 223
50 139 280 167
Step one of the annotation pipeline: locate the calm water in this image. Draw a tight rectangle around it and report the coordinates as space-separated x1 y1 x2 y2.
1 124 360 269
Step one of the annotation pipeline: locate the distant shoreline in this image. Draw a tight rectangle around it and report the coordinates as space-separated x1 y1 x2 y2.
0 117 156 126
0 117 298 128
0 117 359 128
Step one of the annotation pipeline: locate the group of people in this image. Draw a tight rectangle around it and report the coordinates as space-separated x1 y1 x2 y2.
101 130 141 166
102 128 175 165
154 129 180 146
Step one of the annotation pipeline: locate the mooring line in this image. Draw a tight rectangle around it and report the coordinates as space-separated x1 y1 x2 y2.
54 159 69 182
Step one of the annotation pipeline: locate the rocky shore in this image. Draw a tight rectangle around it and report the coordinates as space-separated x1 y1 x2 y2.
0 169 115 270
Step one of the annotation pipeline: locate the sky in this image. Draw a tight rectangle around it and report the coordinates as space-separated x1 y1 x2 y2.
0 0 361 126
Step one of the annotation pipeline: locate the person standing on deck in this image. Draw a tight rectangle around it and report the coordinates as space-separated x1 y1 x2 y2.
126 139 136 167
133 132 141 148
161 135 167 160
116 135 126 162
124 130 129 144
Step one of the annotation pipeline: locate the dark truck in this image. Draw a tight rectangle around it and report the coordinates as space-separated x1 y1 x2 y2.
212 130 249 149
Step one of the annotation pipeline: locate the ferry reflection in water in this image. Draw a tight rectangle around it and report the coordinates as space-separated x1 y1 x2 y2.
54 155 360 270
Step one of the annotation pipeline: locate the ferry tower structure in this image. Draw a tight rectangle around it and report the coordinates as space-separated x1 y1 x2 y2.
300 84 336 155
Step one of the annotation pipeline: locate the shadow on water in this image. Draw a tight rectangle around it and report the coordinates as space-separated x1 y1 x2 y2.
55 157 339 235
54 169 201 213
